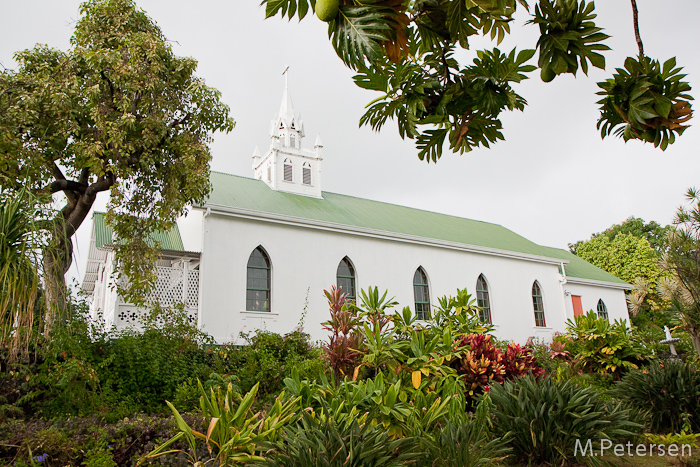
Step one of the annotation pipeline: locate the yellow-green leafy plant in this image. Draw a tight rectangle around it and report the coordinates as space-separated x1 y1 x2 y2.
139 382 299 465
564 310 647 378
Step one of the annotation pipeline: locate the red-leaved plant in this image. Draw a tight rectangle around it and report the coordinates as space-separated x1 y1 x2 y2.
503 343 546 379
321 286 363 383
452 334 545 400
451 334 506 397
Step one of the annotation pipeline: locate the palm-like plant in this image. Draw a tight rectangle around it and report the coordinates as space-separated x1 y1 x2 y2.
0 188 46 360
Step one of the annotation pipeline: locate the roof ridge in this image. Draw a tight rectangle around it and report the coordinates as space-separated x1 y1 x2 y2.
209 170 510 230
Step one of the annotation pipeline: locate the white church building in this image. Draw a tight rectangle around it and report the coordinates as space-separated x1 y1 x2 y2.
82 82 631 345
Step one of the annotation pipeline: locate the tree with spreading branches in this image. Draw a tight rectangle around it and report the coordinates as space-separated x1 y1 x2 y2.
660 188 700 357
0 0 234 328
262 0 692 160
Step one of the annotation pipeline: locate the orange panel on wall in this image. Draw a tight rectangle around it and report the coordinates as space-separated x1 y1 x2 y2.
572 295 583 317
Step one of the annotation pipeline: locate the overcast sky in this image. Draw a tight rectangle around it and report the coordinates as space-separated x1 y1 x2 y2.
1 0 699 286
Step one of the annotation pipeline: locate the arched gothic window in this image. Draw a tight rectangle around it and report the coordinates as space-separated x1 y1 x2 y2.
302 162 312 185
532 281 546 327
290 134 296 148
413 267 430 320
246 247 271 312
476 274 492 324
283 158 293 182
336 257 356 301
597 299 608 320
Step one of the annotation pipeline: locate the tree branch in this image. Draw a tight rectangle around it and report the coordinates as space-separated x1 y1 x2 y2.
84 171 115 199
49 179 88 194
78 167 90 186
49 162 80 206
630 0 644 57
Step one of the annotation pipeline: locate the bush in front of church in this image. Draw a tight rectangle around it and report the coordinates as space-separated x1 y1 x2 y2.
212 329 327 406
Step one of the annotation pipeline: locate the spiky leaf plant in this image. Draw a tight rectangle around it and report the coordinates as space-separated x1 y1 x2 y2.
489 374 640 467
0 188 48 360
418 396 511 467
256 408 420 467
597 56 693 150
613 360 700 434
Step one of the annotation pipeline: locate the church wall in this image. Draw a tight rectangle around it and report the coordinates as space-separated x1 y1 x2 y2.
564 282 630 324
198 212 622 345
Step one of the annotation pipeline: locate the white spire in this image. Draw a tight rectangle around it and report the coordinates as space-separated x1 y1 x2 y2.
278 65 295 123
314 134 323 147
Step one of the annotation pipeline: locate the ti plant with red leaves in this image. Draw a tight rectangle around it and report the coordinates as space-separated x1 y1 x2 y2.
503 343 546 378
451 333 545 402
321 286 364 383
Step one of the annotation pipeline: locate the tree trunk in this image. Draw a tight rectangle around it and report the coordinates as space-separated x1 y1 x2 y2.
43 229 73 333
691 330 700 359
42 191 97 333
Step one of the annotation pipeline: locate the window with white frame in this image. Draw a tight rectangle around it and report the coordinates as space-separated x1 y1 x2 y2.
476 274 492 324
336 257 356 301
532 281 546 327
246 246 271 312
413 267 430 320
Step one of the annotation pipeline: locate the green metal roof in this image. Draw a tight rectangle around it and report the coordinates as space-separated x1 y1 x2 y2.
536 246 629 285
92 212 185 251
204 172 628 286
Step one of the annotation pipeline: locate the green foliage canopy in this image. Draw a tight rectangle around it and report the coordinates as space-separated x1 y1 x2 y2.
574 232 663 286
569 216 671 256
0 0 234 310
262 0 692 160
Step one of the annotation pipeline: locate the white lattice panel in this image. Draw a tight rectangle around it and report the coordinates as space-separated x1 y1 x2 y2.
116 305 198 327
114 265 200 329
187 270 199 307
149 266 184 306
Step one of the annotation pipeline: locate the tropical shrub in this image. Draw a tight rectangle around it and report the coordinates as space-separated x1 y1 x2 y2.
255 409 420 467
418 397 511 467
214 328 325 404
429 288 494 339
451 334 506 398
142 382 299 466
450 334 545 400
564 311 648 378
502 342 546 379
489 374 640 466
96 307 214 416
613 360 700 433
321 286 363 382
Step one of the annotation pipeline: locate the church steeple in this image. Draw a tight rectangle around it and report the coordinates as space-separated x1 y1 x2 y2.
254 69 323 199
269 67 305 149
